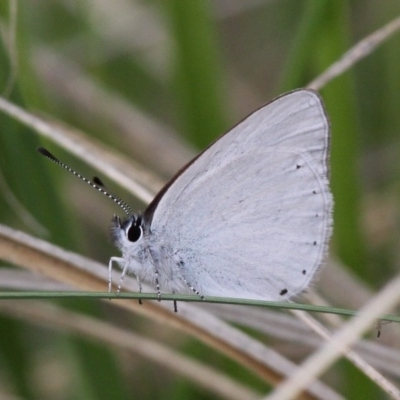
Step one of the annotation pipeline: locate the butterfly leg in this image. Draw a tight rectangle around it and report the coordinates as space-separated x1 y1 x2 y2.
375 320 391 338
172 290 178 312
155 268 161 301
117 261 130 294
182 277 204 300
137 276 143 305
109 256 124 292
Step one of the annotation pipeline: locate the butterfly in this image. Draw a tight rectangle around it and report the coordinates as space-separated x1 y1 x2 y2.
39 89 333 307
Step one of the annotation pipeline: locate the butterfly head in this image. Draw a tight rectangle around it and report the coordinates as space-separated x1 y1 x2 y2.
111 214 145 251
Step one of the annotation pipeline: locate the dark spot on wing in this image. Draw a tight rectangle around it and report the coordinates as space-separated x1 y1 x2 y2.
280 288 288 296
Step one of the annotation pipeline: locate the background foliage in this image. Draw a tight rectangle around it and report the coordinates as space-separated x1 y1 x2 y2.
0 1 400 399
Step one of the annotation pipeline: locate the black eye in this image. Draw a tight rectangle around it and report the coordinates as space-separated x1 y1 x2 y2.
127 224 142 242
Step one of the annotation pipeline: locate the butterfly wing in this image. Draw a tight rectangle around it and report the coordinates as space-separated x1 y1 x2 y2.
146 89 332 300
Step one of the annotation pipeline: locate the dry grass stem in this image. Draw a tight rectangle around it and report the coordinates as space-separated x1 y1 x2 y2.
266 274 400 400
0 300 260 400
308 14 400 90
2 269 399 380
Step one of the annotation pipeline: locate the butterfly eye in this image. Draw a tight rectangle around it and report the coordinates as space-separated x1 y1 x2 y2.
127 224 143 242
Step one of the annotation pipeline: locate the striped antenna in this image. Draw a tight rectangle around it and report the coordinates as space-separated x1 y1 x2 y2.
37 147 134 217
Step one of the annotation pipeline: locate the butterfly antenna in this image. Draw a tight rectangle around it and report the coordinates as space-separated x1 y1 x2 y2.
37 147 134 217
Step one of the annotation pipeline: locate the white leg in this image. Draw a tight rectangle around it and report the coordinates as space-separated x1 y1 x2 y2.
155 268 161 301
182 277 204 300
137 276 143 305
109 257 124 292
136 276 142 293
117 261 131 294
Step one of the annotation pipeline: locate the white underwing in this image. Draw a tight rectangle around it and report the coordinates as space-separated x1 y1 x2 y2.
110 89 333 301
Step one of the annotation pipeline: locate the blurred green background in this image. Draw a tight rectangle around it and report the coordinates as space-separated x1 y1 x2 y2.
0 0 400 399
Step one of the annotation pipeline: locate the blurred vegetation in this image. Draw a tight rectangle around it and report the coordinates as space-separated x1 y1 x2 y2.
0 0 400 399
